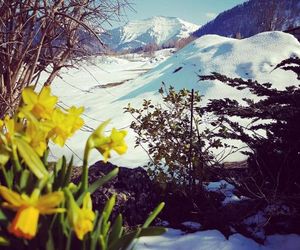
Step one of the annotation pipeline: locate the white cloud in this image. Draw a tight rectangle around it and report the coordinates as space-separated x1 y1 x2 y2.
205 12 217 19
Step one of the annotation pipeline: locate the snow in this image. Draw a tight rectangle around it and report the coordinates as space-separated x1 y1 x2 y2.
36 31 300 250
136 229 300 250
181 221 202 231
39 31 300 167
204 180 245 205
101 16 199 51
205 180 235 192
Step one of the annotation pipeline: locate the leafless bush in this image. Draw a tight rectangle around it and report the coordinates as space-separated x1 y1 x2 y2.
0 0 131 117
174 35 197 50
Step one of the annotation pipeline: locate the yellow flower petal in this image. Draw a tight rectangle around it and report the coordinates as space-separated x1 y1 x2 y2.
0 187 65 240
21 86 57 119
22 88 37 107
74 217 94 240
8 206 39 240
82 192 92 210
41 208 66 215
67 192 95 240
0 186 24 208
36 191 65 213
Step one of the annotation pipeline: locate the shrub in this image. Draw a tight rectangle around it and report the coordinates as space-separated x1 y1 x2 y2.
0 86 165 249
198 57 300 204
124 86 226 191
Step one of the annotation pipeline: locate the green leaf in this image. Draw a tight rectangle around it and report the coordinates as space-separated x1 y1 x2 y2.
46 231 55 250
76 168 119 206
102 194 116 224
109 228 141 250
138 227 167 237
0 209 7 222
43 148 50 166
63 156 74 187
19 169 31 190
58 156 67 186
0 235 9 246
90 212 102 250
92 167 118 189
142 202 165 228
14 137 48 179
99 235 106 250
108 214 123 246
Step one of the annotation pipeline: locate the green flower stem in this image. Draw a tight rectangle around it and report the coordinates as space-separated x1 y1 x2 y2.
66 231 72 250
12 146 22 173
80 144 90 195
0 167 11 189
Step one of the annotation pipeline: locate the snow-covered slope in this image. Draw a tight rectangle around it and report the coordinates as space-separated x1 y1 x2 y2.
40 31 300 167
101 16 199 52
119 31 300 103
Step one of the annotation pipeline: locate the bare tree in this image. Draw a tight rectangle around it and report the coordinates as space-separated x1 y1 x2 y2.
0 0 131 117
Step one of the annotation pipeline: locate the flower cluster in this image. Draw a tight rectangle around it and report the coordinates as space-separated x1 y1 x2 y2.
20 86 84 154
0 86 157 250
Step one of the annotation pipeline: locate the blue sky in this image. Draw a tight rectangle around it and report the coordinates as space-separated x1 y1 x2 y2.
111 0 248 28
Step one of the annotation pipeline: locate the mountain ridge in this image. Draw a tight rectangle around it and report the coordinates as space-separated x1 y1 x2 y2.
101 16 199 52
193 0 300 39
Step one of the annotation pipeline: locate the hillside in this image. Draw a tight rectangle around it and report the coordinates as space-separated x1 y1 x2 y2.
40 31 300 166
193 0 300 38
101 16 199 52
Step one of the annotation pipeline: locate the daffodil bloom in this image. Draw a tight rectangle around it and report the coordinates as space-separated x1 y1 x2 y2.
21 86 57 120
0 116 22 166
67 106 85 134
24 120 52 156
67 192 95 240
87 120 127 162
0 119 10 166
1 116 23 144
48 107 84 147
0 186 65 240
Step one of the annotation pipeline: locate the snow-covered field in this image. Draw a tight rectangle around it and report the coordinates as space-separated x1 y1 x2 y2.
136 229 300 250
39 31 300 168
38 32 300 249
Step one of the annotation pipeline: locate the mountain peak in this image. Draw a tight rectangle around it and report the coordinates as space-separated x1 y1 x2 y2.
102 16 199 52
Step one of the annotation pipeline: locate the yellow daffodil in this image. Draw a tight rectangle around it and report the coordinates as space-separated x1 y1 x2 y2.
24 120 52 156
1 116 23 144
67 106 85 134
0 186 65 240
87 120 127 162
48 107 84 147
21 86 57 120
0 116 22 166
0 119 10 166
67 192 95 240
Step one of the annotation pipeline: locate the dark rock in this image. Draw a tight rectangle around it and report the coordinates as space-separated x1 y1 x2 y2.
73 161 161 226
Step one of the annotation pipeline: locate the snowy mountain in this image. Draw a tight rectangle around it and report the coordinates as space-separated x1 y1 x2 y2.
193 0 300 39
101 16 199 52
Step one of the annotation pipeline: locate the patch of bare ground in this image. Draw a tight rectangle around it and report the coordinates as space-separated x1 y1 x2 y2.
89 79 133 90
